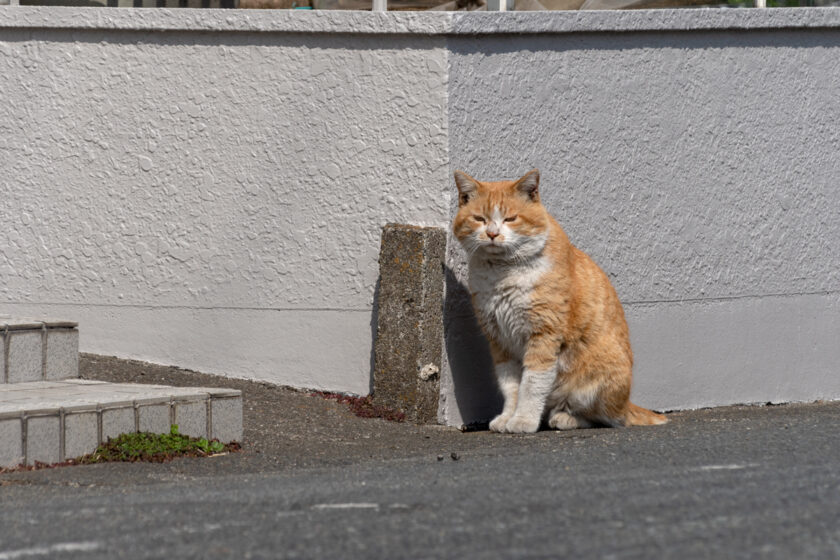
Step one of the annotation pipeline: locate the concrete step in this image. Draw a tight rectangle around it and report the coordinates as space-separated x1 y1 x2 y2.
0 379 243 468
1 316 79 383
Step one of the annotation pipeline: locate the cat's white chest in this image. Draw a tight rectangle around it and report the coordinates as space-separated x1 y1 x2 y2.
469 256 550 359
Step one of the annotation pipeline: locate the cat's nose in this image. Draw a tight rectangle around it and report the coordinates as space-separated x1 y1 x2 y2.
487 231 499 240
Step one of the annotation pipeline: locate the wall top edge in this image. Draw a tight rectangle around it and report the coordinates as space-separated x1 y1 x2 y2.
2 6 840 35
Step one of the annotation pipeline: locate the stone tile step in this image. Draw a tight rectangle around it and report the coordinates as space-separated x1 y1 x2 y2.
0 380 243 468
1 316 79 384
0 316 79 330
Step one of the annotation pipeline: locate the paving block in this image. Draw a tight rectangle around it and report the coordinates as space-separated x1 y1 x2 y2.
138 402 172 435
26 415 60 465
64 411 98 460
8 331 43 384
102 406 136 442
174 399 207 438
0 381 242 467
211 397 243 443
0 417 23 468
46 329 79 381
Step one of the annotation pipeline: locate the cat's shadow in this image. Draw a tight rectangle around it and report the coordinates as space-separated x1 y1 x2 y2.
443 266 502 426
369 264 499 425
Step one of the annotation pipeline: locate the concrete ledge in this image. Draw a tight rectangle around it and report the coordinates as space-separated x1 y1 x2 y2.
0 380 243 468
0 6 454 34
4 7 840 35
449 8 840 34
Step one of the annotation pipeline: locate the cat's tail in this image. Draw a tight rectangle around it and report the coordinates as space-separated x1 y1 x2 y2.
625 402 668 426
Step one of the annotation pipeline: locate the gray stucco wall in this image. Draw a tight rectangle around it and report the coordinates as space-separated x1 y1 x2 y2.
0 10 450 393
442 25 840 425
2 8 838 424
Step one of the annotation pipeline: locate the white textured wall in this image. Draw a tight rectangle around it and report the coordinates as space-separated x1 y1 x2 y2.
441 22 840 425
0 10 450 393
2 8 839 421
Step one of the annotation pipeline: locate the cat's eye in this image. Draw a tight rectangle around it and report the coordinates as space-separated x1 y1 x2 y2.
504 215 518 222
473 215 486 223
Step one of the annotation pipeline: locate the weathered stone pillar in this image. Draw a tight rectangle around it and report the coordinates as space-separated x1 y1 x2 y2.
373 224 446 423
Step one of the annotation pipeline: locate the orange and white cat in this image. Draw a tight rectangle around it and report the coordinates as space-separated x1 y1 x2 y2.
453 169 666 433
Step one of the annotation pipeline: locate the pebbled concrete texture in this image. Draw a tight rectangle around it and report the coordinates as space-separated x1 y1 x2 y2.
64 411 98 460
45 329 79 381
7 331 42 384
0 418 22 467
210 397 243 443
26 415 60 465
174 400 207 438
138 403 171 435
101 407 135 442
1 318 80 383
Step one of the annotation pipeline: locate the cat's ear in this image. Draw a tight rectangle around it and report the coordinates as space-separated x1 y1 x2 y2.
514 169 540 202
454 170 480 206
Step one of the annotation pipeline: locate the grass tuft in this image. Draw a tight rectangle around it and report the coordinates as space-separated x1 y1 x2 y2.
0 425 240 475
77 424 240 464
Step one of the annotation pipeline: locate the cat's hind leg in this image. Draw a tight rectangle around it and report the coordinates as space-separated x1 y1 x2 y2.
547 408 595 431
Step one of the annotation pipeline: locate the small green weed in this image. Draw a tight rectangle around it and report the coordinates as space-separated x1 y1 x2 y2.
78 425 240 464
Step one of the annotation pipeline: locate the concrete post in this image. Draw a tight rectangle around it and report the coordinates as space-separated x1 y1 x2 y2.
373 224 445 423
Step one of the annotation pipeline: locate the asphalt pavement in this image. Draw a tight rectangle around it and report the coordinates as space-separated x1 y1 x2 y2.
1 355 839 559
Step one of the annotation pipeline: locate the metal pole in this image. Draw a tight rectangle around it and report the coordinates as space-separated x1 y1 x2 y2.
755 0 766 6
372 0 386 10
486 0 511 9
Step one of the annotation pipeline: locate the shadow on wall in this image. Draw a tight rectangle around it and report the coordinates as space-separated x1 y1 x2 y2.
444 266 501 424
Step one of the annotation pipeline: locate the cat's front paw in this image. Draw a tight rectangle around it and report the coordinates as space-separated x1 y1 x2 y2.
488 414 512 433
504 415 540 434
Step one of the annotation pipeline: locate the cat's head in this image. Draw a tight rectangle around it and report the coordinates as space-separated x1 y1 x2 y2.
452 169 549 261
